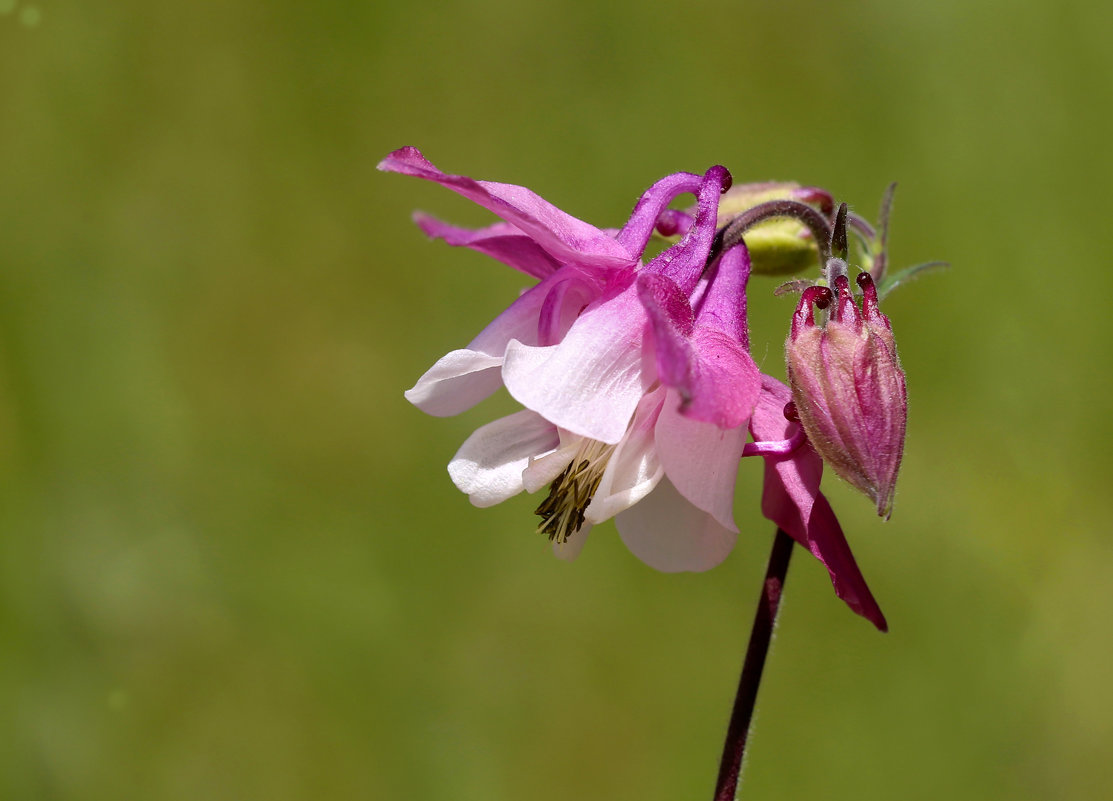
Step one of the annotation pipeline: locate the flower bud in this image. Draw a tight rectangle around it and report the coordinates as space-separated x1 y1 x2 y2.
725 183 831 276
785 272 907 518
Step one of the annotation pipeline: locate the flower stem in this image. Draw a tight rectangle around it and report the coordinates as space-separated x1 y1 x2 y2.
712 528 795 801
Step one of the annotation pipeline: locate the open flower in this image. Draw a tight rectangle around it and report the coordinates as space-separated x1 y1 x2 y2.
378 147 705 417
785 271 907 518
448 165 766 570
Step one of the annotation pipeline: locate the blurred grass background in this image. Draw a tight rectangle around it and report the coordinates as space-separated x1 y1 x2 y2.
1 1 1111 799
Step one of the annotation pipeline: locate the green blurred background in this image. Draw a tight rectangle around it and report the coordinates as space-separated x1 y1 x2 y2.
2 1 1110 799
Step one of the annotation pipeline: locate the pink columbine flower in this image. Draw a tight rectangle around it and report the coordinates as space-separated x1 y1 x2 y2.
386 152 766 571
451 165 766 570
378 147 705 417
785 269 907 519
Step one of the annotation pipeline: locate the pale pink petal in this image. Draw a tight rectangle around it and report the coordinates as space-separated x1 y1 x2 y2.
414 213 561 280
655 391 746 532
502 282 650 444
448 410 560 508
408 270 591 416
616 477 737 572
585 387 667 522
379 147 631 269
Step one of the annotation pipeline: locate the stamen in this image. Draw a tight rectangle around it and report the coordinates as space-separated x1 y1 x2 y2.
534 439 616 544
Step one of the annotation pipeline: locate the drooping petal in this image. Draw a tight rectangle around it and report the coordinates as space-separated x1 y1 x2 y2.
683 328 761 429
502 280 650 444
615 171 704 255
448 410 560 508
616 477 737 572
379 147 632 269
413 213 561 281
585 387 667 523
801 494 889 632
655 390 746 532
751 376 887 630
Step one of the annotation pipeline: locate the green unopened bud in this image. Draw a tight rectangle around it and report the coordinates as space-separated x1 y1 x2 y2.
735 184 831 276
683 182 830 276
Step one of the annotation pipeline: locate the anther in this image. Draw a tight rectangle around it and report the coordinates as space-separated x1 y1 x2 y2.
783 401 800 423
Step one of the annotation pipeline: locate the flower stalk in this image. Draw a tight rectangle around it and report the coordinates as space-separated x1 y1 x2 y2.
713 528 795 801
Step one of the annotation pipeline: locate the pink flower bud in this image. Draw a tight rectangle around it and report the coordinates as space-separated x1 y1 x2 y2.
785 272 907 518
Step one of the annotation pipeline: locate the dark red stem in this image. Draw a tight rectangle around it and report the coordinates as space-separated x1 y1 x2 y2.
712 528 794 801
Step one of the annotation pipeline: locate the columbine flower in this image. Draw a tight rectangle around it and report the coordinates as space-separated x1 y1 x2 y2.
401 158 765 571
378 147 705 417
785 269 907 518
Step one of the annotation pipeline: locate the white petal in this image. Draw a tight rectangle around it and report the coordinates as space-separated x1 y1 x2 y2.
406 274 572 417
502 286 648 444
522 431 582 493
616 477 738 572
404 349 504 417
448 410 559 507
584 387 667 523
655 390 746 532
